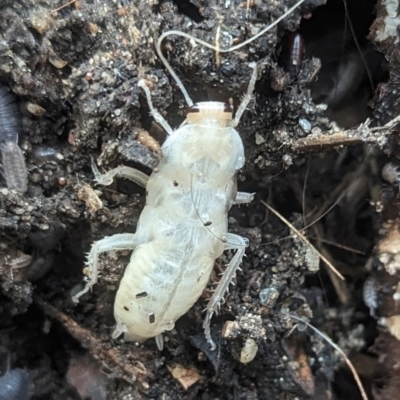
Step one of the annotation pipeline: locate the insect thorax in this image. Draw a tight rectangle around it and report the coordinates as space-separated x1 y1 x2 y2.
186 102 233 126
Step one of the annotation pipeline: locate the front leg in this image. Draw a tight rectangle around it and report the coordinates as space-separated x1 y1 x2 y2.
91 157 149 188
72 233 138 303
232 63 257 128
138 79 174 136
203 233 249 350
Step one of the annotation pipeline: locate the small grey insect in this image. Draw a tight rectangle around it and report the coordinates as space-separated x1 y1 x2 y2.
279 32 305 77
1 142 28 194
0 87 28 193
31 146 64 166
382 162 400 185
363 275 378 317
0 368 32 400
0 86 22 144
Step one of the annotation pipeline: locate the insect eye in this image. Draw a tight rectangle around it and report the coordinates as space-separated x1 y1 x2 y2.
224 103 233 113
187 104 200 113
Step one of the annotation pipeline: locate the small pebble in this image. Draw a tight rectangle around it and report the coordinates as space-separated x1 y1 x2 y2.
259 287 279 307
299 118 311 133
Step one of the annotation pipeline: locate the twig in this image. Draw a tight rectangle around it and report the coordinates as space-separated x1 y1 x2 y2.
215 25 221 68
51 0 77 13
307 235 364 255
261 200 345 280
34 296 150 386
292 115 400 152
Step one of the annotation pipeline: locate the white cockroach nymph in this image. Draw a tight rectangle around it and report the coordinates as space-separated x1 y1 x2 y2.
72 0 307 350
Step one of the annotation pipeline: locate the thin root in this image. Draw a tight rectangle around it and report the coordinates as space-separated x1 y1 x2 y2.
51 0 77 13
215 25 221 68
289 314 368 400
261 200 345 281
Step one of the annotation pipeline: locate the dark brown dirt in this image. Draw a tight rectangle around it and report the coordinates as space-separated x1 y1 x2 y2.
0 0 399 399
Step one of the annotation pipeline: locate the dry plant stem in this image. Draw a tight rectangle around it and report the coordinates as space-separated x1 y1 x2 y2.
215 25 221 68
51 0 77 13
286 172 347 242
292 115 400 152
34 297 149 385
307 236 365 255
313 226 350 305
261 201 345 280
302 163 310 227
289 314 368 400
304 161 367 229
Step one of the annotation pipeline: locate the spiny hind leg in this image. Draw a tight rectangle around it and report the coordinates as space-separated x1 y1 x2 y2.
233 191 255 205
203 233 249 350
232 63 258 128
72 233 138 303
91 156 149 188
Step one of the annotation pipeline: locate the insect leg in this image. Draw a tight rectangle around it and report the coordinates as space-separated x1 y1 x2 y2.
138 79 174 136
203 233 249 350
91 156 149 188
232 63 258 128
155 334 164 351
72 233 138 303
233 191 255 205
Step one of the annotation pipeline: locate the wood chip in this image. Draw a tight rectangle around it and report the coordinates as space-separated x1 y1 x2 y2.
167 363 202 390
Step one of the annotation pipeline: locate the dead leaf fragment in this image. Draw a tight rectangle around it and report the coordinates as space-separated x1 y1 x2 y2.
385 315 400 341
76 184 103 215
167 363 202 390
27 103 46 117
221 320 240 339
49 54 68 69
282 334 315 396
66 353 108 400
376 219 400 275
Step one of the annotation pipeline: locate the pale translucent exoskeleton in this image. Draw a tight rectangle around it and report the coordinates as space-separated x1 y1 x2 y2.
73 0 307 350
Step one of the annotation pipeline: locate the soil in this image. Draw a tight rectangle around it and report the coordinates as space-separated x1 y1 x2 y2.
0 0 399 399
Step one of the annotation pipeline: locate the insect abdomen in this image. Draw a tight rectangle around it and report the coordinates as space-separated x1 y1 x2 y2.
1 142 28 193
115 236 216 341
0 86 22 143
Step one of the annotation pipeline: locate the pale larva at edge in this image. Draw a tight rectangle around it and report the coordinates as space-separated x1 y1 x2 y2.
72 0 307 351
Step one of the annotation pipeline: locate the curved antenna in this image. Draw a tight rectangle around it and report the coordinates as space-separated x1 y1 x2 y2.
156 0 308 107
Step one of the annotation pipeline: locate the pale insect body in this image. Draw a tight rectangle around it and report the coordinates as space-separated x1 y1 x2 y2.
114 100 251 349
75 93 254 351
73 0 307 350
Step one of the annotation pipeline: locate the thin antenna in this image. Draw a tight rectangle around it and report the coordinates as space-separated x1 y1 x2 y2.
302 163 310 227
190 175 238 246
156 0 308 107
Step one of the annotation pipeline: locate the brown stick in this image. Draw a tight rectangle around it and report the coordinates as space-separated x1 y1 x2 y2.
292 116 400 153
34 296 150 386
